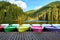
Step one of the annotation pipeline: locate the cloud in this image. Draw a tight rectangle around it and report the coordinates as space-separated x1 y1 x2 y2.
9 0 27 10
34 6 42 10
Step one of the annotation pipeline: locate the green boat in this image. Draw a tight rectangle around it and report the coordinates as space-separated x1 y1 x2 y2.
4 24 17 32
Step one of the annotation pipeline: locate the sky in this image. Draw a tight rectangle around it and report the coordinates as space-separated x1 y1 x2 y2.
0 0 60 11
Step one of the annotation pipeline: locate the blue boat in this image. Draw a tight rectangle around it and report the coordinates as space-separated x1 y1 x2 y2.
42 24 60 32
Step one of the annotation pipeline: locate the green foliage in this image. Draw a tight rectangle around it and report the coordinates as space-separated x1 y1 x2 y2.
0 1 60 24
25 1 60 24
25 10 36 18
0 1 23 24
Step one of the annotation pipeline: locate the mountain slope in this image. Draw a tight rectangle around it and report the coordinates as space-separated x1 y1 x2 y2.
0 1 23 23
27 1 60 24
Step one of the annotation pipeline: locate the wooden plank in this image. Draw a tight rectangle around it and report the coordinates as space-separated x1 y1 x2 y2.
0 32 60 40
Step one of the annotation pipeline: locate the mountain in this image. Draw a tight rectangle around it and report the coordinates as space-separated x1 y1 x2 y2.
0 1 60 24
25 10 36 14
0 1 23 24
25 10 36 17
27 1 60 24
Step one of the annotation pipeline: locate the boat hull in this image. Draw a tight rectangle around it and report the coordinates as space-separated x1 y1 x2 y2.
31 26 42 32
0 26 4 31
18 26 29 32
4 25 16 32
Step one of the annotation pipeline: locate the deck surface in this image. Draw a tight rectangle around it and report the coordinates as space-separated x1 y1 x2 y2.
0 32 60 40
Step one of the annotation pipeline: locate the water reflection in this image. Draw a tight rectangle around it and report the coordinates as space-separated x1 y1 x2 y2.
25 20 60 22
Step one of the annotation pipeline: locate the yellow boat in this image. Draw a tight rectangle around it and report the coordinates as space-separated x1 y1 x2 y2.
18 24 30 32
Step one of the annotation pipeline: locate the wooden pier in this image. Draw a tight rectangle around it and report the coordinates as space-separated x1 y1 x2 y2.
0 32 60 40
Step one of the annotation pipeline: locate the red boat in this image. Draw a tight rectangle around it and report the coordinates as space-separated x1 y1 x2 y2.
0 24 9 31
0 25 4 31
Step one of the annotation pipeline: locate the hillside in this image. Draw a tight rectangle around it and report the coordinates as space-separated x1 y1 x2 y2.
0 1 23 24
0 1 60 24
31 1 60 17
27 1 60 24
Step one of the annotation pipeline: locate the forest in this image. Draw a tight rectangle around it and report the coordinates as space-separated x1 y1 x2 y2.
0 1 60 24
